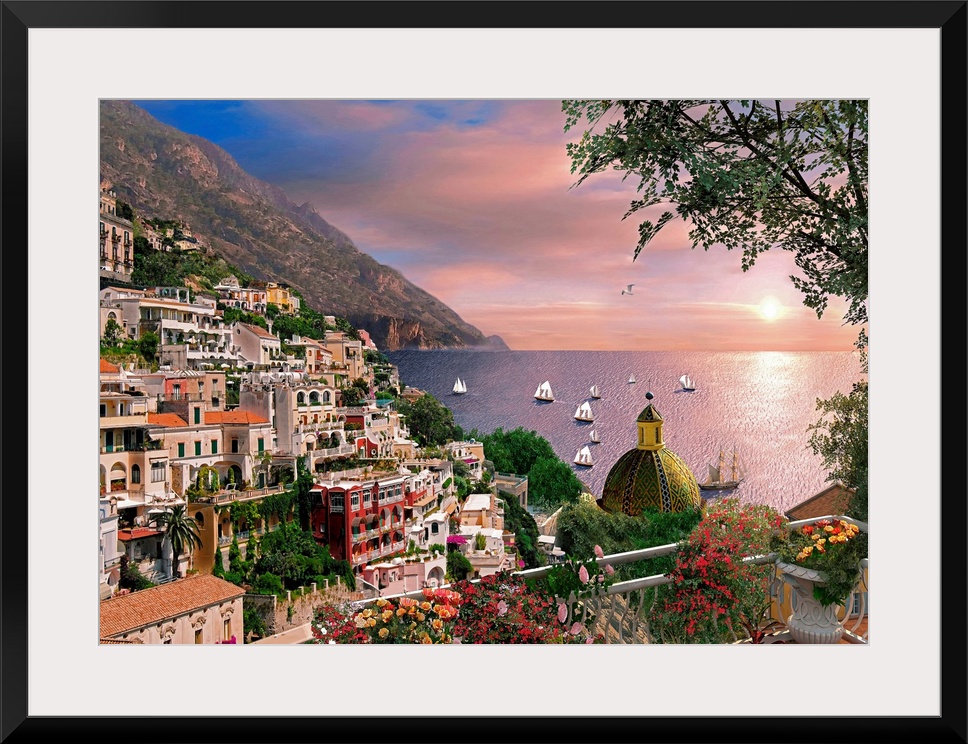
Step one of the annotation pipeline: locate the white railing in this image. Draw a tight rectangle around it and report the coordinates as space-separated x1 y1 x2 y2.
335 515 869 645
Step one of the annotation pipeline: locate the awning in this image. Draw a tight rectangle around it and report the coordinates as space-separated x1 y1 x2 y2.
114 499 141 509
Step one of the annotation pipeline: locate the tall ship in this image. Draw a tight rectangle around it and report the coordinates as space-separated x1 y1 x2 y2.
452 377 467 395
699 449 745 491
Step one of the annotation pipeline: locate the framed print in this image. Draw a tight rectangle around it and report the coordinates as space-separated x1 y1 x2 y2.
4 2 965 742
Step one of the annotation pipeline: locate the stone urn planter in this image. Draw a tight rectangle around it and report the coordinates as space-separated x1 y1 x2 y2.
776 561 845 644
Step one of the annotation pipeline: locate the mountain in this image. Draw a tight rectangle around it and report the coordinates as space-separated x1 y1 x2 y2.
99 100 503 351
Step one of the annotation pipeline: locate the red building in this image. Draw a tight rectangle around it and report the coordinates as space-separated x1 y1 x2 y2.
310 471 435 572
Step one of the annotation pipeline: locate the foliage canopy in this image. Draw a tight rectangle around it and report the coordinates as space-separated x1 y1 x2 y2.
563 99 868 326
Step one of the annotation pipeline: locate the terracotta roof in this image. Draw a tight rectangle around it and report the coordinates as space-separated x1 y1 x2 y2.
785 482 856 521
204 410 270 425
240 323 278 340
118 527 162 541
148 413 189 427
100 359 120 373
100 575 245 638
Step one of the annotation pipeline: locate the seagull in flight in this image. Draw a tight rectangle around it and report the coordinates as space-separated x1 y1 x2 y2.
621 284 635 295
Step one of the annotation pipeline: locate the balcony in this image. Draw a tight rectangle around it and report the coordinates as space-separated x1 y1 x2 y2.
350 541 407 566
197 484 287 505
348 515 870 645
99 412 149 428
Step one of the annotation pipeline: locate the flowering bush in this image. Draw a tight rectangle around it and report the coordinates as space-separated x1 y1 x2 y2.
773 517 867 607
649 498 783 644
451 572 601 644
310 572 604 644
312 589 462 644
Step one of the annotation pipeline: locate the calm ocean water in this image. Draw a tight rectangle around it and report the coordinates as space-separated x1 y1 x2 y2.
386 350 864 514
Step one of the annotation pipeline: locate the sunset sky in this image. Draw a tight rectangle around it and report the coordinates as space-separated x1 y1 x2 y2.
133 99 862 352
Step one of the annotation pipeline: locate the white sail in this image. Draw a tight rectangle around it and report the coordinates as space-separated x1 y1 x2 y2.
679 374 695 391
707 462 721 484
534 380 554 401
574 445 593 466
589 429 600 443
590 385 601 398
628 374 636 384
453 377 467 394
574 401 594 421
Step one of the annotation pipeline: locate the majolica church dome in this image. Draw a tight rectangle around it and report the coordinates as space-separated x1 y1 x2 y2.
598 392 703 516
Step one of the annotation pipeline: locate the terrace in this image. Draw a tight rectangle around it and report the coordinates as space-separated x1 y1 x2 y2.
343 514 869 644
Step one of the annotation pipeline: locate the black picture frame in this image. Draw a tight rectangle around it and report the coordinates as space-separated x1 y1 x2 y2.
3 2 965 742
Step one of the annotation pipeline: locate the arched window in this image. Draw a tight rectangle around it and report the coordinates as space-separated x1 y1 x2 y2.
195 512 204 526
131 464 141 484
296 392 305 405
323 391 331 404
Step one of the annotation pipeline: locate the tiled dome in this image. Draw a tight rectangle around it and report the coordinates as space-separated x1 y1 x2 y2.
598 393 703 516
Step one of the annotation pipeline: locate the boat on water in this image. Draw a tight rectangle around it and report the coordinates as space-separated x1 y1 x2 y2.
628 374 636 384
589 385 601 399
574 445 594 467
452 377 467 395
589 429 601 443
534 380 555 402
573 401 594 423
678 374 696 392
699 449 745 491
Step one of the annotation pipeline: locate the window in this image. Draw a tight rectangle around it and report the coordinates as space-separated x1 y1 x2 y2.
223 619 231 641
150 460 166 482
194 441 202 456
211 440 218 454
363 489 371 506
350 493 360 510
231 439 239 454
177 442 185 458
431 523 439 534
100 404 107 418
194 407 201 424
131 465 141 484
195 628 203 645
258 438 265 453
330 493 344 513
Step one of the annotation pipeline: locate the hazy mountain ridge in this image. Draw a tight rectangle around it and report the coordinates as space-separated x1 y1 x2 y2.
100 100 504 351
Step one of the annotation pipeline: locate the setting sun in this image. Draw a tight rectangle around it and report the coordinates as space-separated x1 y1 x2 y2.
758 296 781 321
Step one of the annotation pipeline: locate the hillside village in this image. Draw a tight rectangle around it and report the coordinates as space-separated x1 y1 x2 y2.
99 187 553 644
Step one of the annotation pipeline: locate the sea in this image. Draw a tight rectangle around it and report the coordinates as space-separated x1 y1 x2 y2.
386 350 864 515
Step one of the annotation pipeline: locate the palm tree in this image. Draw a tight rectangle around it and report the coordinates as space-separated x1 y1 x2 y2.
150 504 203 579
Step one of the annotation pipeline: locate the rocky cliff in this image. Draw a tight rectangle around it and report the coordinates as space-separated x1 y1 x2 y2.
100 100 499 350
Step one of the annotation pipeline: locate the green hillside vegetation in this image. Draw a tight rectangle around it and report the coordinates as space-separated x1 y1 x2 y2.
554 500 703 579
477 427 583 509
121 208 361 345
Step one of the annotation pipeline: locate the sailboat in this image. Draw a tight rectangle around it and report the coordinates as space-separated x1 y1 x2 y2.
534 380 555 402
573 401 594 422
679 374 696 392
628 374 636 384
589 429 601 444
699 449 745 490
452 377 467 395
574 445 594 467
589 385 601 399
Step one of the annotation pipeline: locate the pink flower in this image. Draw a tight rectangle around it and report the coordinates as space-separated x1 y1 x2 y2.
605 564 615 576
594 545 604 559
496 600 508 617
517 559 525 568
570 622 584 635
585 636 595 644
578 565 589 584
557 603 568 623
